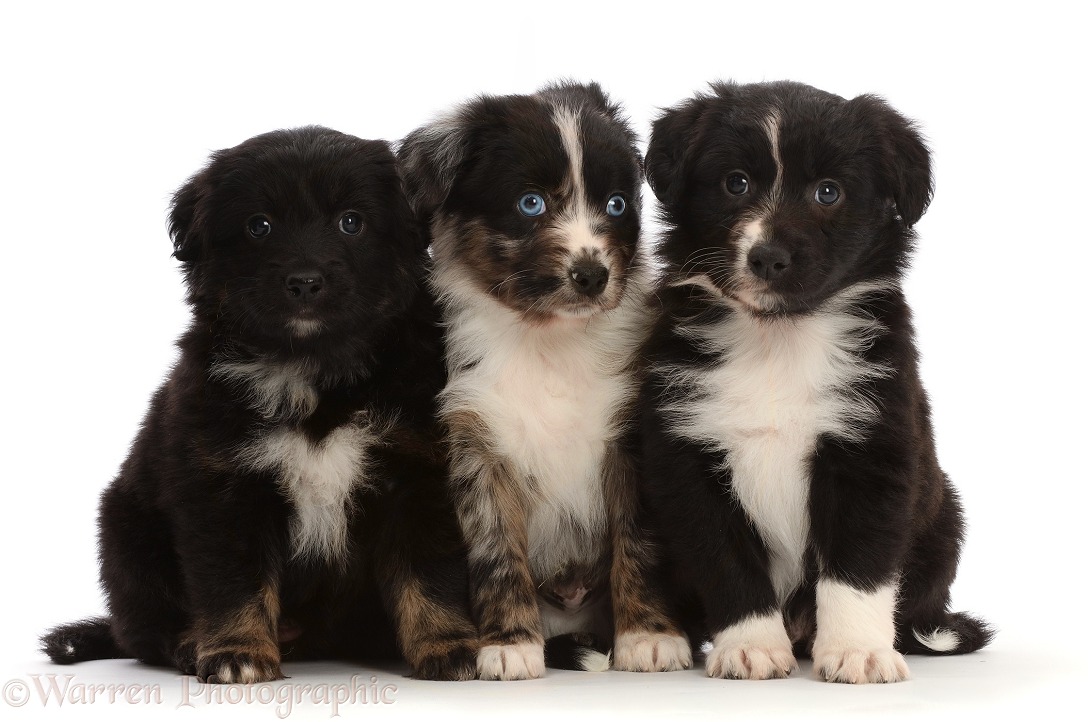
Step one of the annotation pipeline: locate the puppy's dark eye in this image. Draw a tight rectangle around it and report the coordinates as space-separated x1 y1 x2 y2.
605 194 626 217
725 173 749 196
339 212 363 235
247 215 271 238
815 182 841 205
517 193 546 217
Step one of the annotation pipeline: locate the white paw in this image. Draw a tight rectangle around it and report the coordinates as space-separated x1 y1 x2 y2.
705 642 797 680
613 632 692 672
813 645 910 684
705 613 797 680
705 613 800 678
477 642 545 680
813 578 908 683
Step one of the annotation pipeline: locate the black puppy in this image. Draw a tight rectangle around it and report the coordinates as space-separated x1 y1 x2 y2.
639 81 992 683
41 126 477 682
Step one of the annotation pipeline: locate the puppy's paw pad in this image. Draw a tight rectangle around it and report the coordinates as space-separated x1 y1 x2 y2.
197 650 283 684
478 642 545 680
814 647 909 684
705 642 797 680
613 632 692 672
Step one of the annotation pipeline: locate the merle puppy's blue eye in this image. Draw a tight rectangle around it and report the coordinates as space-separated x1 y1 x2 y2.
517 193 546 217
815 181 841 205
247 215 271 238
605 194 626 217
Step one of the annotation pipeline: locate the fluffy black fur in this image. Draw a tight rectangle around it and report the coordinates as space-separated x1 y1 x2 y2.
41 126 478 682
640 81 992 683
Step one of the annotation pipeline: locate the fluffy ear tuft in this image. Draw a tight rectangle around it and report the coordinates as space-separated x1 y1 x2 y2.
645 95 713 207
396 114 468 219
851 94 934 227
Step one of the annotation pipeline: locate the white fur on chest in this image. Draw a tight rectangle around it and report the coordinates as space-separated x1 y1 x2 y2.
239 414 376 565
439 266 650 578
662 283 891 600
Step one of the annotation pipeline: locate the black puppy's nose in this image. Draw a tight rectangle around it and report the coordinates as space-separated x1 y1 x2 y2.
747 244 792 280
286 271 324 301
570 262 609 297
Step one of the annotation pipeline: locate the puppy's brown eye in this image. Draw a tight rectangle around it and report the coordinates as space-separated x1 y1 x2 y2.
815 182 841 205
247 215 271 238
725 173 749 195
339 212 363 235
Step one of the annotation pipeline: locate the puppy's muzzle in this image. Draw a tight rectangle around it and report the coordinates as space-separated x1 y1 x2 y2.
569 260 609 298
286 271 324 302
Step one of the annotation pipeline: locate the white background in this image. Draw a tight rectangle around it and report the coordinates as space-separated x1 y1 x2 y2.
1 1 1084 720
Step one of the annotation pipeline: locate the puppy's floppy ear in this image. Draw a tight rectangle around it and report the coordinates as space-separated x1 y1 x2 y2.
850 94 934 227
168 165 213 264
646 93 712 207
396 114 468 219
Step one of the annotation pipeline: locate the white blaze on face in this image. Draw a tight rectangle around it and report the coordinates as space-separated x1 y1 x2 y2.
734 217 767 274
552 106 608 258
729 110 786 309
763 109 784 203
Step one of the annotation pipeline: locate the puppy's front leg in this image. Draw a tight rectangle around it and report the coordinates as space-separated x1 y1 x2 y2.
182 580 283 684
605 443 692 672
174 489 284 684
808 437 913 684
448 421 543 680
373 455 479 681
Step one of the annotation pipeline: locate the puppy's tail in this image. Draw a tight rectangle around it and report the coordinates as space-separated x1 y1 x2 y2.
544 633 612 672
41 617 124 664
899 612 995 656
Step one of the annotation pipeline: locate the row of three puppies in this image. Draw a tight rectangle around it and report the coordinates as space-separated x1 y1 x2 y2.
42 77 992 684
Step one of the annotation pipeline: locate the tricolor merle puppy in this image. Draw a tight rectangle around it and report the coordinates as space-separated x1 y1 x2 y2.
399 81 691 679
639 81 992 683
41 126 478 682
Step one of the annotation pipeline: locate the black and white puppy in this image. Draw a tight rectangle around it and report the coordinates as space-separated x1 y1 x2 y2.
398 82 691 679
640 81 992 683
41 127 478 682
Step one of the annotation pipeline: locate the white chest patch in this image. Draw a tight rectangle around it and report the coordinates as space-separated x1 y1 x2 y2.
211 359 318 420
437 266 651 579
239 414 377 564
661 283 891 600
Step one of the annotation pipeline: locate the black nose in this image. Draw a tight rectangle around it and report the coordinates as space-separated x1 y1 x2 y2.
570 262 609 297
286 271 324 301
747 244 792 280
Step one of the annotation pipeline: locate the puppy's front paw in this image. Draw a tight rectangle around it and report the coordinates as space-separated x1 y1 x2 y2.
705 613 797 679
477 642 545 680
813 645 909 684
613 632 692 672
196 649 283 684
705 642 796 680
413 640 479 681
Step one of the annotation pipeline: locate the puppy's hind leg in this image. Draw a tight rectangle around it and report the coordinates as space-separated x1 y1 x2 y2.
895 478 994 656
94 483 188 669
